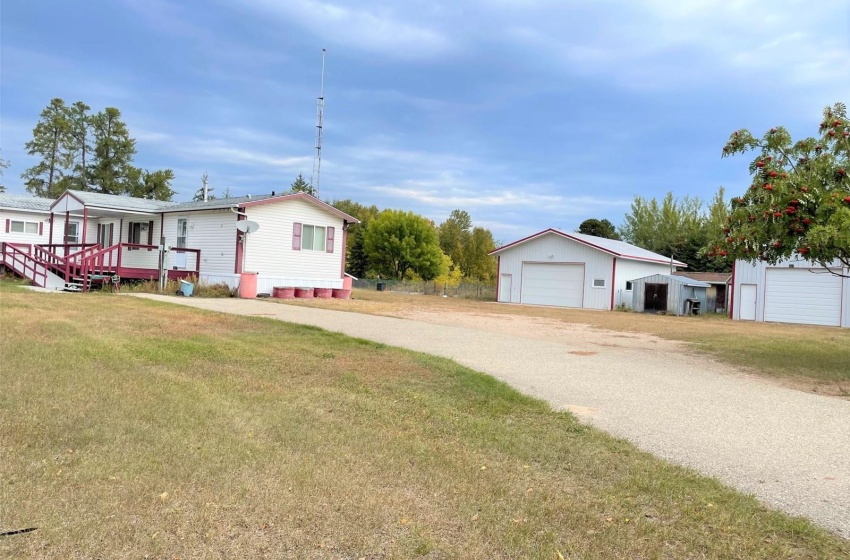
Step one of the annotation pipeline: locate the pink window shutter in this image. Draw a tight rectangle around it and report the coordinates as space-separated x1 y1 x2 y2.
4 219 9 233
326 226 335 253
147 220 154 250
97 225 101 244
292 222 302 250
108 224 114 246
39 222 44 236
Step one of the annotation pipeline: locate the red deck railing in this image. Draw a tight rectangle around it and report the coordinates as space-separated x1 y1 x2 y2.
79 243 201 291
3 242 202 292
1 243 49 288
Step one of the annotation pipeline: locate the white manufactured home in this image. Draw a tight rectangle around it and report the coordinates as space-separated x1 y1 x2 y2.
731 258 850 328
1 190 358 293
490 228 685 310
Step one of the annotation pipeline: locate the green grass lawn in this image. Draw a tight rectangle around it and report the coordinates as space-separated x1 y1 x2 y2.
1 285 847 558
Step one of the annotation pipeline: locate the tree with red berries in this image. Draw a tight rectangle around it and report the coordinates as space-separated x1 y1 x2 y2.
709 102 850 277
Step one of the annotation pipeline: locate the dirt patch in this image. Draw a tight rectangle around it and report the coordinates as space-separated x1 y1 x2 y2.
393 309 687 354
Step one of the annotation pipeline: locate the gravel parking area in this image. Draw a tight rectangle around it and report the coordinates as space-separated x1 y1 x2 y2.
132 294 850 537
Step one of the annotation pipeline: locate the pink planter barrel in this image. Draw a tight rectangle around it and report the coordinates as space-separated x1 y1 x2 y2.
294 287 314 299
314 287 332 299
332 289 351 299
239 272 258 298
273 286 295 299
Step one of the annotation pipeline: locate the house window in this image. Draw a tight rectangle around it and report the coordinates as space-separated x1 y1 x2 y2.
301 224 326 252
128 222 143 245
592 278 606 288
625 281 634 291
127 221 152 250
98 224 113 246
9 221 40 234
65 221 80 244
176 218 188 248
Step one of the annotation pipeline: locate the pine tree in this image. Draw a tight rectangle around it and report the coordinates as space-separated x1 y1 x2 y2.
125 168 176 201
65 101 93 191
21 98 73 197
290 173 313 195
89 107 137 195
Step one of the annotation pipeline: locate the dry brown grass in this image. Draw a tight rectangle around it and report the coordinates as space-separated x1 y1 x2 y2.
1 285 848 558
279 290 850 396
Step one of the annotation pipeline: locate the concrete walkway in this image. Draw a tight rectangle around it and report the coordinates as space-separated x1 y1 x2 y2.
132 295 850 537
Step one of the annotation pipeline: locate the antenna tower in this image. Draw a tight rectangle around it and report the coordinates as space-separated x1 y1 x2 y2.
311 48 326 198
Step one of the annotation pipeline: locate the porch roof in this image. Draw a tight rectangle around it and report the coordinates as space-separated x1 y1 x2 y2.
52 191 170 213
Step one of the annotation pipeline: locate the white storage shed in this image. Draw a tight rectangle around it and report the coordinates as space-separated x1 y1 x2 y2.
490 228 686 310
731 258 850 328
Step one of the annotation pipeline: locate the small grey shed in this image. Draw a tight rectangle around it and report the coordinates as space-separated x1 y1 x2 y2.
630 274 711 316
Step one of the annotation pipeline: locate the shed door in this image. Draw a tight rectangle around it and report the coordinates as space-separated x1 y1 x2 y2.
520 263 584 307
644 283 668 312
739 284 757 321
764 269 841 326
499 274 512 302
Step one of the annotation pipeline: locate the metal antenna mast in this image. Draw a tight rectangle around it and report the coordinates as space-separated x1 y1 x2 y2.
311 48 326 198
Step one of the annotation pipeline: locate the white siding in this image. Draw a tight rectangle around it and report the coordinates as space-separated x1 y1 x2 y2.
162 210 236 274
244 199 345 286
112 216 162 269
0 209 50 246
496 232 674 310
732 259 849 328
612 258 674 309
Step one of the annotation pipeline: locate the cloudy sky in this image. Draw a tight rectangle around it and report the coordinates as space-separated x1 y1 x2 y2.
2 0 848 241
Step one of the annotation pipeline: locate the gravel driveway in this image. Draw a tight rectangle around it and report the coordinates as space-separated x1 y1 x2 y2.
132 294 850 537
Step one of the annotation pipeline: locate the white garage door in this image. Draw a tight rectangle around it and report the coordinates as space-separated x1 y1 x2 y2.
764 268 842 326
521 263 584 307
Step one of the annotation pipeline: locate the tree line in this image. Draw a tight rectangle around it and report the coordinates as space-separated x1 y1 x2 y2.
330 199 497 283
20 98 175 200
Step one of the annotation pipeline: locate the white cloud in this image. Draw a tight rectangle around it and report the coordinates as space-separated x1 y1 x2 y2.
233 0 453 59
498 0 850 91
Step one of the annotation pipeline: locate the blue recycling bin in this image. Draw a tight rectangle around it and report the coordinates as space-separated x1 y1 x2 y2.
179 279 194 297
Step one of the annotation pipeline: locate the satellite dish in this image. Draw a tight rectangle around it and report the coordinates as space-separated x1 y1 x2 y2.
236 220 260 234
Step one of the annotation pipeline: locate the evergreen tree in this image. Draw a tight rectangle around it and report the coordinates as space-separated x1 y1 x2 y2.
89 107 137 195
21 98 73 197
290 173 313 195
65 101 93 191
125 168 176 201
577 218 620 239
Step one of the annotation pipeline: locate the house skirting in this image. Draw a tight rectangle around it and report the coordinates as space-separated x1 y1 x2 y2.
200 273 343 292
